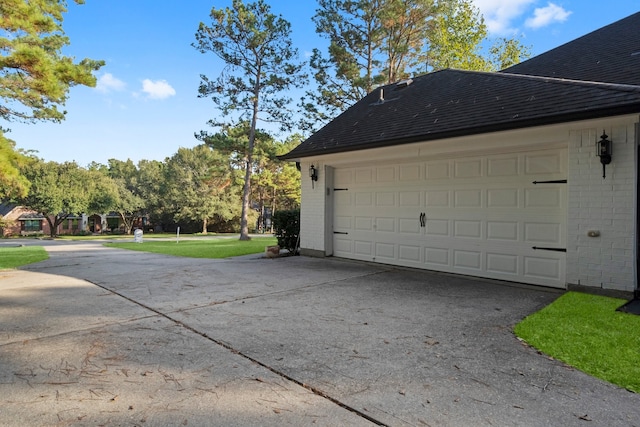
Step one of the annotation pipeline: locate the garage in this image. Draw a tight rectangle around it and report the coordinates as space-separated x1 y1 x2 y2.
332 147 567 287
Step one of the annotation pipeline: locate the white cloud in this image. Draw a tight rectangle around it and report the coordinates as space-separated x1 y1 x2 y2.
525 3 572 29
141 79 176 100
472 0 535 34
95 73 126 93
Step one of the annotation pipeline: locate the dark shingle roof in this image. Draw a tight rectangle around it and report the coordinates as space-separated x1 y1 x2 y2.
281 69 640 160
503 12 640 85
282 12 640 160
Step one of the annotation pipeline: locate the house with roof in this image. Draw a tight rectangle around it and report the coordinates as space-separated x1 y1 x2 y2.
0 201 134 236
281 12 640 295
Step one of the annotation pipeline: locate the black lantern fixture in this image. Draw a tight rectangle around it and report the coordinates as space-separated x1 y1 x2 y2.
309 164 318 188
597 131 612 179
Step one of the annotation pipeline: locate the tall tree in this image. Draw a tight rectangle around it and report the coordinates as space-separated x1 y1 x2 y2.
427 0 488 71
104 159 145 234
303 0 529 131
163 145 236 234
0 0 103 196
194 0 305 240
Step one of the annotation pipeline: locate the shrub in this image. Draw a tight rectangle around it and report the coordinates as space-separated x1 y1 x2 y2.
272 209 299 254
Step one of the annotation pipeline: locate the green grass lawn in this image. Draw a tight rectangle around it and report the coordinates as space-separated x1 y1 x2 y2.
514 291 640 393
0 246 49 269
105 237 277 259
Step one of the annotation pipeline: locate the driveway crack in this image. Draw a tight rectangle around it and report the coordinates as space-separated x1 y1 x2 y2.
85 278 389 426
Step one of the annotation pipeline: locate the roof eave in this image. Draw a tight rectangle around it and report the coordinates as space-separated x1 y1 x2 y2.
280 104 640 161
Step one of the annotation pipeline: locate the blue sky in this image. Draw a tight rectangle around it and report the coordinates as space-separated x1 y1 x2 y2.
6 0 639 166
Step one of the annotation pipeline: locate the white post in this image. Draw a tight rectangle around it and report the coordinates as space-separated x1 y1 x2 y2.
176 226 180 243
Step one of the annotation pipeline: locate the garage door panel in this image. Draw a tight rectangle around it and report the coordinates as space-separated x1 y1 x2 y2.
335 191 351 206
426 163 451 179
525 152 564 175
454 159 483 178
487 188 519 208
355 168 373 183
454 250 482 270
332 147 567 288
334 216 352 230
399 218 420 234
355 192 372 206
376 217 396 232
354 240 373 256
488 156 519 177
399 191 421 206
524 222 562 244
487 253 519 275
524 256 562 280
377 166 396 182
454 220 482 238
334 238 352 254
376 192 395 206
426 219 449 236
426 191 450 207
525 187 562 208
354 216 373 230
399 245 421 262
399 164 421 181
425 247 450 266
375 242 395 259
454 189 482 207
487 221 519 241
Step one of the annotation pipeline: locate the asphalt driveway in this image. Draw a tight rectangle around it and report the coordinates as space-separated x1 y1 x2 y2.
1 240 638 426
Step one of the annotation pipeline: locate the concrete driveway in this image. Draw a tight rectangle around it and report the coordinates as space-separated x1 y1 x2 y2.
1 239 638 426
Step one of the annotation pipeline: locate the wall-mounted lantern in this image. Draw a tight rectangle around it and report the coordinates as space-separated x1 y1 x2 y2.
309 164 318 188
597 131 612 179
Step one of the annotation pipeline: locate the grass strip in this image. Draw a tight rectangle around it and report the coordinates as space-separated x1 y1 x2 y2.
105 237 277 259
0 246 49 269
514 291 640 393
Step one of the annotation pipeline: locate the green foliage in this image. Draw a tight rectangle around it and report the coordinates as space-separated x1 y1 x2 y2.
272 208 299 253
0 0 103 203
302 0 530 131
194 0 305 240
515 292 640 393
105 237 277 259
0 246 49 269
0 131 30 198
0 0 104 125
428 0 488 71
489 37 532 70
17 158 117 237
163 144 238 234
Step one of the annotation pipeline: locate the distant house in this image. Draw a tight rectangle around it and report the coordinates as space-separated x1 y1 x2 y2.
0 201 52 236
0 201 136 236
281 13 640 294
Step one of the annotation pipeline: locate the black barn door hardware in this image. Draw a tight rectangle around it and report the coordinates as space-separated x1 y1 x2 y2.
419 212 426 228
532 180 567 184
333 188 349 191
532 246 567 252
333 231 348 235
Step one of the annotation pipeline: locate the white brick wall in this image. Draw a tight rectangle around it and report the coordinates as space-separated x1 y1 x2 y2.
300 161 327 253
567 121 637 292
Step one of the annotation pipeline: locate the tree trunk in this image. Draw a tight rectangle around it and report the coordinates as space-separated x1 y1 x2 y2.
202 217 208 234
239 67 261 241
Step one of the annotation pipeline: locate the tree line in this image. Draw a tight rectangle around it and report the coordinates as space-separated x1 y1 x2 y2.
1 0 530 238
11 128 300 237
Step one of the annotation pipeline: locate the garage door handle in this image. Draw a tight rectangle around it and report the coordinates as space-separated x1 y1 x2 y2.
419 212 426 228
333 231 348 235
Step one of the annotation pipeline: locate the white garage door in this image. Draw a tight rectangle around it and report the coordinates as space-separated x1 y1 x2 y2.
332 148 567 287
